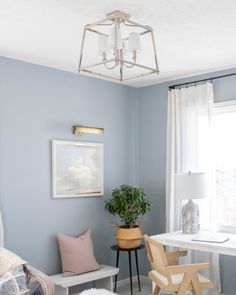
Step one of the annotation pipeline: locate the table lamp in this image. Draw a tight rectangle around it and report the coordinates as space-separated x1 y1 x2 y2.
175 172 207 234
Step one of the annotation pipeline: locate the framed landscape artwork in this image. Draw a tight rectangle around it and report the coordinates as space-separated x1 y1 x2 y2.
52 140 103 198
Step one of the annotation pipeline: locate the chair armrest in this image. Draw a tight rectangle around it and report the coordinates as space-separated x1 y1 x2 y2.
26 265 55 295
166 251 187 259
166 262 210 275
166 251 187 265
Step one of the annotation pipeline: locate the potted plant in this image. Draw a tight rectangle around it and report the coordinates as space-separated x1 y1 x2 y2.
105 184 151 249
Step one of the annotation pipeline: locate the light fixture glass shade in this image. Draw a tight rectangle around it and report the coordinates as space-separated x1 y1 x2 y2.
108 27 122 50
175 172 207 200
97 35 108 56
128 32 141 52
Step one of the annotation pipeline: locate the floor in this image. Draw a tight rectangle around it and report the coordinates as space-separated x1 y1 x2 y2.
117 277 176 295
117 277 152 295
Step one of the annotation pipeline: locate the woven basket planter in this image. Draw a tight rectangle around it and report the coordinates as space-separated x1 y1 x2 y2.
114 226 142 249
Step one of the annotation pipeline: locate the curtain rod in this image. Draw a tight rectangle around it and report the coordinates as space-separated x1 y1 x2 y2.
168 72 236 90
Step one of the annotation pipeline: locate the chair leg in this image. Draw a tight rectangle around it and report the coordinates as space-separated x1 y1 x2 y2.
176 272 192 295
153 285 160 295
191 273 202 295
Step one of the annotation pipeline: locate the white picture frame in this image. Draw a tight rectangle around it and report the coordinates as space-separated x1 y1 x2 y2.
52 140 104 198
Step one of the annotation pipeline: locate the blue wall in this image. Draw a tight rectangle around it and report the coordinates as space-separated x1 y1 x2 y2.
137 68 236 295
0 56 137 279
1 55 236 294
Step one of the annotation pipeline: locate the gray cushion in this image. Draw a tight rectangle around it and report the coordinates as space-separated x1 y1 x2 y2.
0 265 29 295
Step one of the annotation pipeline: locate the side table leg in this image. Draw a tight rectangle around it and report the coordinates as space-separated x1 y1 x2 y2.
128 250 133 295
114 250 120 292
135 250 141 291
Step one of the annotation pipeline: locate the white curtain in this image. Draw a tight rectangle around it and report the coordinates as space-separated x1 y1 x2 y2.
166 82 221 295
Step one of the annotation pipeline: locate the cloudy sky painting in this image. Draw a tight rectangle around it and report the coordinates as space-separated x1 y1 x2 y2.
53 141 103 197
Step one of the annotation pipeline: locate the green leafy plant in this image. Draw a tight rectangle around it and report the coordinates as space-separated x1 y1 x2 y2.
105 184 151 228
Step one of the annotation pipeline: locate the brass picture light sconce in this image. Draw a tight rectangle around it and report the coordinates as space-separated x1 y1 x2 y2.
73 125 104 135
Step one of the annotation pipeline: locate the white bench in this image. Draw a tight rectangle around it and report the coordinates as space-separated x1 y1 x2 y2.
49 265 119 295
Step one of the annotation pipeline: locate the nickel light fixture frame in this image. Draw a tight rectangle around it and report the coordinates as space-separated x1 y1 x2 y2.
78 10 159 82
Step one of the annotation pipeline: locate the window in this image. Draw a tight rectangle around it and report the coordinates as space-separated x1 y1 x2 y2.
213 101 236 229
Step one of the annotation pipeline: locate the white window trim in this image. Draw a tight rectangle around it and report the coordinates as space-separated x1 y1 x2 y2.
214 99 236 114
214 99 236 233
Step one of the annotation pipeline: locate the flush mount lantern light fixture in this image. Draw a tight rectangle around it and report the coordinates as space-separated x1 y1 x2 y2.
73 125 104 135
78 10 159 82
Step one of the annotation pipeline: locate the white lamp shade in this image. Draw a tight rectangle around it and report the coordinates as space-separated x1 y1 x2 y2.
108 27 122 50
97 35 108 56
175 172 207 200
128 32 141 51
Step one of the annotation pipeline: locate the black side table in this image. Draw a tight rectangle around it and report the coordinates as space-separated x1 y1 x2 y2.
111 244 145 295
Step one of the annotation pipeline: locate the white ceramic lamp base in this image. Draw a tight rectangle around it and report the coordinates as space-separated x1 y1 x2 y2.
182 199 200 234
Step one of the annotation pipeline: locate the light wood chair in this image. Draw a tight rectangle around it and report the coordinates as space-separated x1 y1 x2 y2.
143 234 213 295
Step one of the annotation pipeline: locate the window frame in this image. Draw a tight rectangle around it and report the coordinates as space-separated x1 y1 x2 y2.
214 100 236 114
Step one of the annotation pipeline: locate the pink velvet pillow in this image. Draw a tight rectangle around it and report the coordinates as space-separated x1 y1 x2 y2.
57 230 100 277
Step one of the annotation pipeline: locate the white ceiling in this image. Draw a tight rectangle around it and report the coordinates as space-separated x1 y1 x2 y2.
1 0 236 87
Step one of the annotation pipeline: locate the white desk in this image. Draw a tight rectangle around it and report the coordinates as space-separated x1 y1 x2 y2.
151 231 236 256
